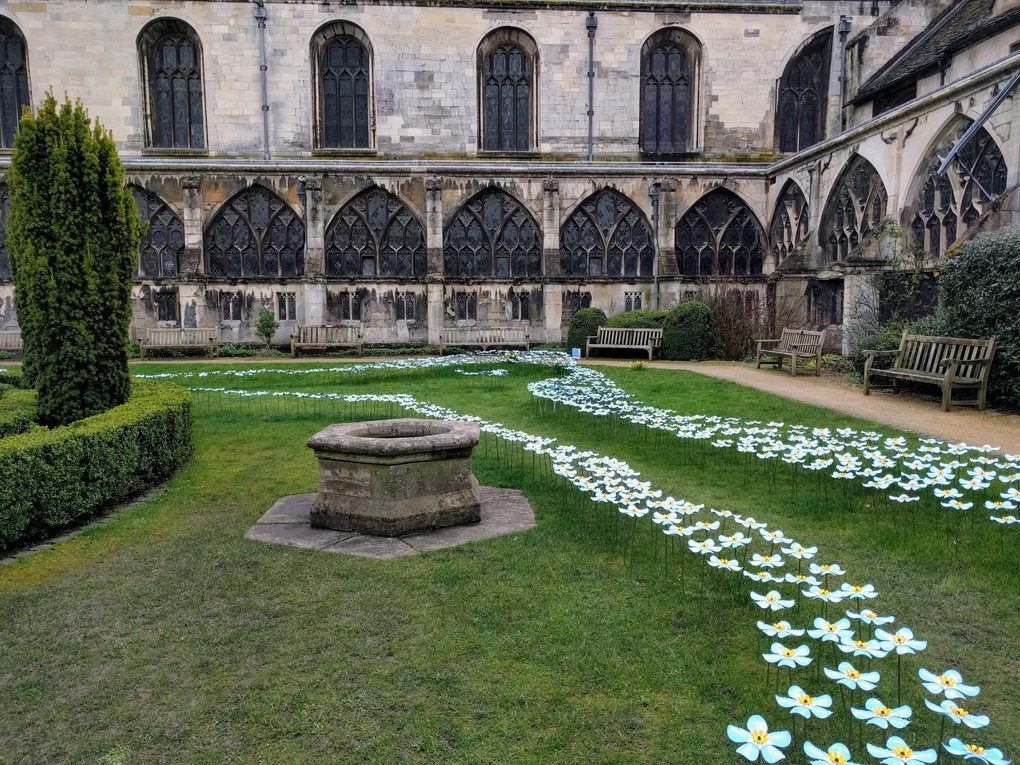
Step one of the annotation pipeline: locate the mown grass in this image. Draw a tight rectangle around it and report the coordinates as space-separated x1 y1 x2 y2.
0 361 1017 764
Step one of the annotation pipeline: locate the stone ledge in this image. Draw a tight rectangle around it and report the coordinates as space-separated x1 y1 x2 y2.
245 485 535 560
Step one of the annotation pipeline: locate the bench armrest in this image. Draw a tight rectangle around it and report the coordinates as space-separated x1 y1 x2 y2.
862 349 900 358
756 339 779 349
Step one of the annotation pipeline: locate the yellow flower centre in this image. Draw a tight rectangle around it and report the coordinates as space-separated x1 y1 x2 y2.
766 594 778 601
749 729 769 744
855 641 869 649
966 745 986 755
824 624 837 632
893 746 913 758
829 753 848 765
720 559 730 565
846 669 861 679
821 565 832 571
821 589 831 596
782 649 796 657
759 573 771 580
796 575 808 581
795 546 805 552
951 705 968 716
941 675 956 687
798 694 814 705
863 611 876 619
894 634 908 644
852 586 864 593
876 706 892 717
772 623 783 630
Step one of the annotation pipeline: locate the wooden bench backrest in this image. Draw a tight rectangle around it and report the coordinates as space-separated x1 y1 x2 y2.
594 327 663 347
144 328 218 346
0 330 21 350
441 326 529 344
777 328 824 356
296 325 363 344
896 333 995 381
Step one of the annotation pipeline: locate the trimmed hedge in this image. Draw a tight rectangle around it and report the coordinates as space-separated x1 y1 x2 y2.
0 368 27 388
0 388 38 439
567 308 608 352
662 301 716 361
0 380 193 550
605 310 670 329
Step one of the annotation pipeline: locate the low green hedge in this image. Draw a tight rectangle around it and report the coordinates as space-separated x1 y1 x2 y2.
662 301 716 361
567 308 608 352
0 368 26 388
605 310 669 329
0 380 193 550
0 388 38 439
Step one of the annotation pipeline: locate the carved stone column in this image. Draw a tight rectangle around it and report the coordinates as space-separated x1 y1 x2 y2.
426 178 444 277
542 178 560 276
657 179 678 277
304 176 324 278
181 175 203 276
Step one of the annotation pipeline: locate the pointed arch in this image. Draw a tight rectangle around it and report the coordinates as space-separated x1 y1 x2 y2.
311 21 373 150
0 17 30 150
130 186 185 278
819 155 888 263
768 180 809 266
907 118 1008 257
560 188 654 278
675 188 766 277
478 28 538 153
640 28 701 156
137 18 205 150
777 28 832 153
205 185 305 279
325 187 426 279
443 187 542 279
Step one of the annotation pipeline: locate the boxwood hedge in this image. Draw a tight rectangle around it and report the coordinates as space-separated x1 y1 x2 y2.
0 388 38 439
0 380 193 550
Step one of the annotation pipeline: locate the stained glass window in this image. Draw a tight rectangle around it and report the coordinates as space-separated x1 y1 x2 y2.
821 155 888 263
675 189 766 277
206 186 305 278
768 181 809 265
778 30 831 153
641 42 690 154
482 43 531 152
326 187 426 278
560 189 653 278
0 20 30 150
131 187 185 278
444 188 542 278
321 36 370 149
150 32 204 149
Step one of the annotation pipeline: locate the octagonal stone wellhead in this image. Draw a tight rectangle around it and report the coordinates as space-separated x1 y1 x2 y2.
306 419 482 537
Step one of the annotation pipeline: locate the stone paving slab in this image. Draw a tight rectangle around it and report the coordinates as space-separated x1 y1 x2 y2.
247 485 535 559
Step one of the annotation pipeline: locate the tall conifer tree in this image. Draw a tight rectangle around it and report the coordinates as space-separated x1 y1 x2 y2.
7 94 140 426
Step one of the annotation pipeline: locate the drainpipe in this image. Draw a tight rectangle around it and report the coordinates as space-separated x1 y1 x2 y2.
838 16 852 133
649 182 660 310
586 11 598 163
254 0 270 161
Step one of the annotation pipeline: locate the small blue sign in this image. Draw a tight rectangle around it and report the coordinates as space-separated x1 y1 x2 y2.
571 348 581 359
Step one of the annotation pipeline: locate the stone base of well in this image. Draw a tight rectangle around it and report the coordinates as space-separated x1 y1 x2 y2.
306 418 482 537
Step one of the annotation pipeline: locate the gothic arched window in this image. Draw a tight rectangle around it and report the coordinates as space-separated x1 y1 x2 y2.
444 187 542 278
312 22 373 150
909 122 1007 257
479 29 536 152
675 189 766 277
820 155 888 263
0 185 10 279
206 185 305 279
326 187 426 279
139 20 205 150
0 19 30 150
777 30 832 153
768 181 809 265
641 38 693 154
560 189 654 278
131 186 185 278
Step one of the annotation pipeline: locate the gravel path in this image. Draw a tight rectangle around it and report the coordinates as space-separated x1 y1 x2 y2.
583 359 1020 455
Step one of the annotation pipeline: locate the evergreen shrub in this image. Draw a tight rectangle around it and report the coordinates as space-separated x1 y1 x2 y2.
662 301 716 361
0 380 193 550
605 310 669 329
936 231 1020 409
567 308 608 352
0 388 37 439
0 369 26 388
7 94 141 427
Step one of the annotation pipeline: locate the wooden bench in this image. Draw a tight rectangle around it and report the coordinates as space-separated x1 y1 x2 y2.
291 325 364 357
0 330 21 353
756 328 825 377
585 327 663 360
439 326 530 355
863 332 996 412
139 328 218 359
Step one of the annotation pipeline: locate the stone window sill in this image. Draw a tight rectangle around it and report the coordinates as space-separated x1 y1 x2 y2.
142 148 210 157
476 151 542 160
312 149 379 158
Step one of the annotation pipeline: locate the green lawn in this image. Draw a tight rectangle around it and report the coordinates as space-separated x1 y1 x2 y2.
0 362 1017 764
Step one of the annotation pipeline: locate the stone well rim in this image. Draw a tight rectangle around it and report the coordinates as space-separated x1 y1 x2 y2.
306 418 480 458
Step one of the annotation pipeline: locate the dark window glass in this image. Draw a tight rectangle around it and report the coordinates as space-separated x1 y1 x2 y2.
768 181 809 265
131 186 185 278
566 291 591 318
221 292 242 321
151 33 204 149
821 156 888 263
482 43 531 151
326 188 426 279
641 42 689 154
0 185 11 279
206 186 305 278
778 31 832 153
675 189 766 277
561 189 653 278
444 188 541 278
321 36 370 149
0 22 30 150
155 291 178 322
277 292 296 321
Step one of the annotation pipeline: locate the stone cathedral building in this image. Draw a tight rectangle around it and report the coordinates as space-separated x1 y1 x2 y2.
0 0 1016 348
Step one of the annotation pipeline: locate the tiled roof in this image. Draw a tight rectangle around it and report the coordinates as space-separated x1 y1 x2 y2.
853 0 1020 105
